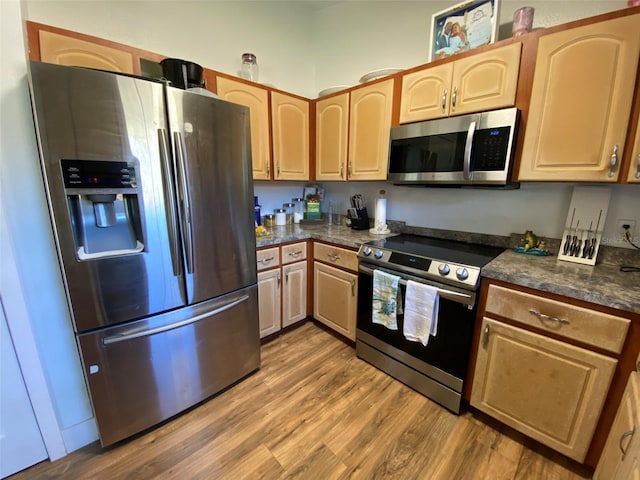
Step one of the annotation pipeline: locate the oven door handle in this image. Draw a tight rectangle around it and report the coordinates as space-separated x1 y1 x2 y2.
358 265 475 305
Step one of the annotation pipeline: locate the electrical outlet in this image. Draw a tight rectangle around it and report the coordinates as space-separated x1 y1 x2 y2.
617 219 636 244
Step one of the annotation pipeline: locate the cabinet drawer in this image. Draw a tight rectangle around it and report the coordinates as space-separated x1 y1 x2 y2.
256 247 280 271
313 242 358 272
485 284 630 354
281 241 307 265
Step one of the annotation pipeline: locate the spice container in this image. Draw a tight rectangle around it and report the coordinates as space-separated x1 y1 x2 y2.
274 208 287 226
292 198 305 224
240 53 259 82
263 214 275 227
283 202 295 224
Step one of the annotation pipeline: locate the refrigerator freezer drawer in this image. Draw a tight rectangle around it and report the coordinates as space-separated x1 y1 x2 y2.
78 284 260 446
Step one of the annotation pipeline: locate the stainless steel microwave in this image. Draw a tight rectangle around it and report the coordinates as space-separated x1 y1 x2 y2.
388 107 519 187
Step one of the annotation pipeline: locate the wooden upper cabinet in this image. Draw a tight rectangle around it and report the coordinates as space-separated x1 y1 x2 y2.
216 77 271 180
518 14 640 182
626 108 640 183
271 92 310 181
399 43 521 123
316 93 349 181
348 79 394 180
37 29 134 73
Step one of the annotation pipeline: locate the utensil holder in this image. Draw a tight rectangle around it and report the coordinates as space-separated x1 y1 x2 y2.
350 207 370 230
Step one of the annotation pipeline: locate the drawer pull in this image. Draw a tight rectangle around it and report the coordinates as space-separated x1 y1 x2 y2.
327 253 340 262
529 309 570 325
620 426 636 458
351 279 356 296
257 256 274 264
482 323 490 348
288 251 303 258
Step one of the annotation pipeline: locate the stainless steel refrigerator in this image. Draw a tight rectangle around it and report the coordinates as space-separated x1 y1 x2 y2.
28 61 260 447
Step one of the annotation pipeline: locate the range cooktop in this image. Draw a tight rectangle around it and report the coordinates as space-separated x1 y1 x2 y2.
357 234 505 290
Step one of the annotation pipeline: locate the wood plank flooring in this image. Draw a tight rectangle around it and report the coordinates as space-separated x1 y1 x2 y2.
9 321 594 480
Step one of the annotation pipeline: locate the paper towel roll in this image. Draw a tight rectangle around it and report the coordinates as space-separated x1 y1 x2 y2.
375 198 387 230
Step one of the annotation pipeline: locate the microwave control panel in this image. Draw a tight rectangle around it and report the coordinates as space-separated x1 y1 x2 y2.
472 127 511 171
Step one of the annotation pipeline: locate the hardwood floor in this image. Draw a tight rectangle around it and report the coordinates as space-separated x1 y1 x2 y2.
10 321 594 480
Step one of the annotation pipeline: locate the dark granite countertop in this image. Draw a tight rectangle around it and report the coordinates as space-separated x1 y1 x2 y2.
255 224 397 249
482 249 640 315
255 223 640 315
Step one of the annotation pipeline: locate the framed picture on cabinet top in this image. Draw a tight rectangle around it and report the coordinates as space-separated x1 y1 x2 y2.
429 0 501 62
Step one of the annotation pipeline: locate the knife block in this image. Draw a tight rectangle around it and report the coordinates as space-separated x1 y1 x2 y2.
350 207 370 230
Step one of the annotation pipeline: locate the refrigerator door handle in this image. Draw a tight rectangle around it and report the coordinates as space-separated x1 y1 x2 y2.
102 294 250 345
174 131 195 274
158 128 182 276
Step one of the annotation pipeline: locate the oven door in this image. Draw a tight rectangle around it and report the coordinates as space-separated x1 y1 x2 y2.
356 263 477 412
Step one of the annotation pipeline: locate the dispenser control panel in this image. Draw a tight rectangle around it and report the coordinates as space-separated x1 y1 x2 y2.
61 160 136 189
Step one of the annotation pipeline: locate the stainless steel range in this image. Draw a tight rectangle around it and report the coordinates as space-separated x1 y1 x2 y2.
356 234 504 413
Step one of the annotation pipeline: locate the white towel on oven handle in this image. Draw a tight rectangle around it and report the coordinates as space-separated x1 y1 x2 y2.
403 280 439 346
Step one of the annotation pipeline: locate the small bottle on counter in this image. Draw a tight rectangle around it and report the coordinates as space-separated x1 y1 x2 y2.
283 202 295 225
274 208 287 226
292 198 305 224
263 214 275 228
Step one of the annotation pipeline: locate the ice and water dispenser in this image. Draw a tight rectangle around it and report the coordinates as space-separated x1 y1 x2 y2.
62 160 144 260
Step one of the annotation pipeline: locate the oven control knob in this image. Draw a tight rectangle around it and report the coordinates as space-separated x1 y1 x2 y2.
438 264 450 275
362 246 372 256
374 249 384 259
456 268 469 281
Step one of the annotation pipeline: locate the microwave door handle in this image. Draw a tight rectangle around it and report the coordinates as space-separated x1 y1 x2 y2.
463 121 476 182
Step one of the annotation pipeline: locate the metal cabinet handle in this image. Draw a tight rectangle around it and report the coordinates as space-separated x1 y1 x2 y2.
257 257 274 264
608 144 619 178
529 309 570 325
277 272 281 287
276 162 280 178
451 86 458 111
635 154 640 179
441 88 448 113
266 162 270 177
340 163 344 179
482 323 490 347
285 269 289 283
463 121 476 182
288 251 302 258
327 253 340 261
348 161 352 177
620 426 636 458
351 279 356 296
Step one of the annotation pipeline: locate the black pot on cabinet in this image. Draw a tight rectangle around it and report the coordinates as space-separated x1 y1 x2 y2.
160 58 204 89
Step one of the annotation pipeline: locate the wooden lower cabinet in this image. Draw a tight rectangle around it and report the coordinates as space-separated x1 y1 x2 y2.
257 268 281 338
595 371 640 479
282 261 307 328
257 242 308 339
313 262 357 341
471 317 617 462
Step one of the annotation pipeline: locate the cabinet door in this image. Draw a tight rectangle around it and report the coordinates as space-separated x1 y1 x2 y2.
316 93 349 181
282 261 307 328
400 63 453 123
313 262 357 341
39 29 134 73
216 77 271 180
271 92 310 181
257 269 281 338
471 318 617 462
450 43 521 117
626 110 640 183
518 15 640 182
594 372 639 479
348 79 394 180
